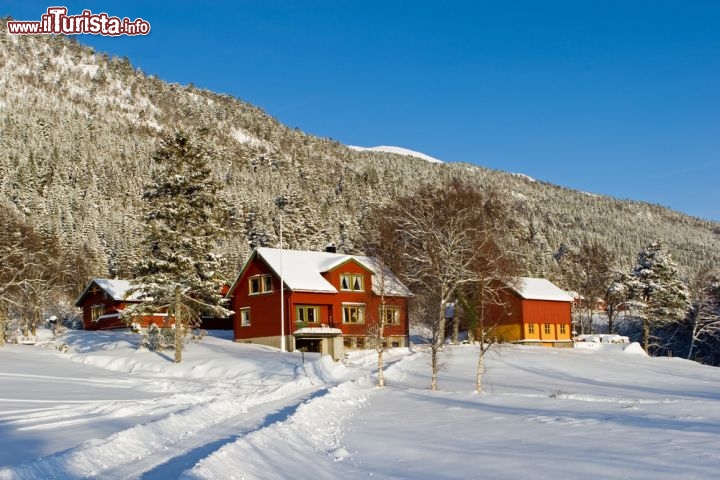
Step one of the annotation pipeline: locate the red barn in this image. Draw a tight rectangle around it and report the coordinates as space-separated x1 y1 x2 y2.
75 278 231 330
227 247 412 360
74 278 164 330
485 277 574 347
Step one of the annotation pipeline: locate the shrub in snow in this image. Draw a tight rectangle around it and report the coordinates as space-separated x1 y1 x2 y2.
3 316 24 344
141 323 178 351
52 324 68 339
130 322 142 334
190 328 207 342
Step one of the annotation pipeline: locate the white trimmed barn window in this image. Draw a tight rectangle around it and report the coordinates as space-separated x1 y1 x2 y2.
240 308 251 327
90 305 105 322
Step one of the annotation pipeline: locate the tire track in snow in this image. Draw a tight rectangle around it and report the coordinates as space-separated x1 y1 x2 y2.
182 375 379 479
0 378 319 480
132 387 330 480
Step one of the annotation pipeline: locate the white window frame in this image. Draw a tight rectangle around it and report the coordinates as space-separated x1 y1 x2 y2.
239 308 251 327
342 303 365 324
380 305 401 325
296 305 320 324
249 274 272 295
90 304 105 322
340 273 364 292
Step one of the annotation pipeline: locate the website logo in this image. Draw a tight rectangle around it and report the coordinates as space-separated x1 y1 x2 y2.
7 7 151 36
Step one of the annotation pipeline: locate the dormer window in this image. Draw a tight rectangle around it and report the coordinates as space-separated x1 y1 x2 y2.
249 274 273 295
340 274 364 292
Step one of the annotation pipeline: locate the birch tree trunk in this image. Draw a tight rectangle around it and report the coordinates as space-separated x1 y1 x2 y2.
430 344 439 391
475 347 485 393
377 350 385 387
0 305 6 347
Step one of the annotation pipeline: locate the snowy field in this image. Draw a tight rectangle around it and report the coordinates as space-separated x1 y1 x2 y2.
1 331 720 479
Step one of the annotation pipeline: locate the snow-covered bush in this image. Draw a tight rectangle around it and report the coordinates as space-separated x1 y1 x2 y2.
3 316 25 344
52 324 68 339
190 328 207 342
140 323 177 351
46 301 83 330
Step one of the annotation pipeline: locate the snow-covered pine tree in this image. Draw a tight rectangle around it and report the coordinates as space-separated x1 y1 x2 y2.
123 131 232 363
626 241 690 354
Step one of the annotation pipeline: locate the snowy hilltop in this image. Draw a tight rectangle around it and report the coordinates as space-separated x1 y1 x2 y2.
348 145 444 163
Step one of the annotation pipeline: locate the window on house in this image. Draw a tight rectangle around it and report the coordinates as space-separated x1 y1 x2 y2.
528 324 535 334
390 338 401 348
343 337 353 348
249 274 272 295
240 308 251 327
380 306 401 325
355 336 365 348
296 306 320 324
90 305 104 322
544 324 551 334
342 304 365 324
340 274 364 291
560 324 566 334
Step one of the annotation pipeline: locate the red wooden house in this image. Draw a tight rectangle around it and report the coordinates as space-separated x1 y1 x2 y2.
485 277 574 347
75 278 164 330
227 247 412 360
75 278 231 330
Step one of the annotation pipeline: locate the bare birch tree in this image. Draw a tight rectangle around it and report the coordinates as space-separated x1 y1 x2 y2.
685 268 720 360
364 256 392 387
374 181 520 391
0 246 25 345
604 271 630 335
556 242 617 335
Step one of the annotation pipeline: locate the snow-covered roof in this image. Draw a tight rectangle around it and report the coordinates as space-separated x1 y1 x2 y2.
75 278 141 306
94 313 121 322
352 255 414 297
229 248 412 297
293 327 343 336
511 277 574 302
255 248 341 293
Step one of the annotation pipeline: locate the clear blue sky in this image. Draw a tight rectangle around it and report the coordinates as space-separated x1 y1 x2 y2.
6 1 720 221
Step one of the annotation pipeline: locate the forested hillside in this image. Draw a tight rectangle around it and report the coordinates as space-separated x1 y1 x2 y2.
1 22 719 293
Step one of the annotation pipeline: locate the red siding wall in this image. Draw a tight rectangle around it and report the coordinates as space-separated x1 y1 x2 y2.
521 299 571 325
485 289 524 327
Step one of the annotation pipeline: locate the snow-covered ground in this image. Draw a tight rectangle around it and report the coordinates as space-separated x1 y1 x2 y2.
1 331 720 479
